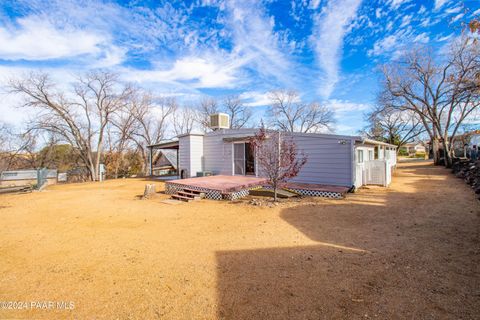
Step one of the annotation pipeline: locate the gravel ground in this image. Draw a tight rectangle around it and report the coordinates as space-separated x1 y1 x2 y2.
0 160 478 319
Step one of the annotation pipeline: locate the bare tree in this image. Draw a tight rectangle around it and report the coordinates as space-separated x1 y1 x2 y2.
0 122 9 152
129 94 176 175
223 95 253 129
363 106 425 151
381 38 480 167
268 90 334 133
249 128 307 201
172 106 197 136
9 71 133 180
0 123 38 171
197 98 219 132
106 102 138 178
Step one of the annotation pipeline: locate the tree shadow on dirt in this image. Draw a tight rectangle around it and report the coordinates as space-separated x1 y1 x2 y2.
215 162 480 319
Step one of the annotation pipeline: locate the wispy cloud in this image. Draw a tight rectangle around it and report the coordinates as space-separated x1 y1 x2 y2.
224 0 297 88
388 0 412 9
240 91 272 107
311 0 363 98
434 0 450 11
0 0 476 133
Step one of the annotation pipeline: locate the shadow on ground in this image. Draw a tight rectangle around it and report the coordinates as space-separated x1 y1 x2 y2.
215 162 480 319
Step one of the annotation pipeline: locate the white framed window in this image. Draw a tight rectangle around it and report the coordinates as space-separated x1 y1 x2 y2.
357 150 364 163
368 150 374 160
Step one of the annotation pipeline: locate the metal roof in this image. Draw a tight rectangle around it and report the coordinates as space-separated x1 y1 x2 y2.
159 149 178 169
358 138 397 148
147 139 179 149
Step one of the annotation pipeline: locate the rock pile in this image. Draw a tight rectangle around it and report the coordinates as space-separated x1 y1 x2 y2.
451 159 480 199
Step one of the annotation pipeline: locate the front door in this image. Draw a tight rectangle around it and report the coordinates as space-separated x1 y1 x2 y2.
233 143 255 175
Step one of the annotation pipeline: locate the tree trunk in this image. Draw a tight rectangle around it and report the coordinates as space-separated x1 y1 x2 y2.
88 163 96 181
442 140 453 168
432 138 441 165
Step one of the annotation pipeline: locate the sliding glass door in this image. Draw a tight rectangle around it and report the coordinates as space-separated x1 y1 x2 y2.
233 143 255 175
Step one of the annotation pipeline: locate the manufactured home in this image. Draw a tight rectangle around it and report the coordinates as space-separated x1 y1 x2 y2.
148 115 396 200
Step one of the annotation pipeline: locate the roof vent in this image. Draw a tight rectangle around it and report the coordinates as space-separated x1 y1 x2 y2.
209 113 230 130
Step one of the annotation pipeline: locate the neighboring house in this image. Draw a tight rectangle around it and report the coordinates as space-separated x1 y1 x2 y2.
152 149 178 176
148 116 397 190
451 130 480 157
401 142 426 155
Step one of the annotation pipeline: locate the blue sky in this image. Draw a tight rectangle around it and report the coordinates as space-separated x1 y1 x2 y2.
0 0 478 135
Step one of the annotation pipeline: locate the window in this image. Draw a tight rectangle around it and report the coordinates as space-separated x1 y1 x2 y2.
368 150 374 160
357 150 364 163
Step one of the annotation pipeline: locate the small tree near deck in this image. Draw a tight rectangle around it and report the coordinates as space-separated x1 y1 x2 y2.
249 128 307 201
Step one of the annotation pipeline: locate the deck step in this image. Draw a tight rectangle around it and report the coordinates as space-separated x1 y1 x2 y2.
177 191 201 199
171 194 193 202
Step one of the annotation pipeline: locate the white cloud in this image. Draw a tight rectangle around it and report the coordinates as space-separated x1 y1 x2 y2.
312 0 362 98
400 14 413 28
0 17 104 60
239 91 271 107
451 13 465 23
445 6 462 14
436 34 453 42
309 0 321 10
368 34 397 56
434 0 450 10
386 21 394 31
157 57 238 88
325 99 370 114
413 32 430 43
388 0 411 9
224 0 296 87
123 54 245 89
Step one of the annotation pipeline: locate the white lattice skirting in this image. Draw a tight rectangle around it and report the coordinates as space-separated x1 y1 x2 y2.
287 188 343 199
166 182 342 200
165 183 262 201
262 186 343 199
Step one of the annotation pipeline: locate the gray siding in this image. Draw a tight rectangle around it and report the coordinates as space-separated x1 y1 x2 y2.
201 129 355 186
178 136 190 176
178 135 204 178
189 135 204 175
289 134 353 186
203 129 255 175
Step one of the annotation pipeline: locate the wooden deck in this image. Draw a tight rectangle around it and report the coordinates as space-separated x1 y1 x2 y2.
167 175 268 193
166 175 350 196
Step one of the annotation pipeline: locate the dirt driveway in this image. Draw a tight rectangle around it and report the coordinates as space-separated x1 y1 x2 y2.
0 160 478 319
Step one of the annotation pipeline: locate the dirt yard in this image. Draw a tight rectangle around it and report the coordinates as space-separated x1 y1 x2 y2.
0 161 478 319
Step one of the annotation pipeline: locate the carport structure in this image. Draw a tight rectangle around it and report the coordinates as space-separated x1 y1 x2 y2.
147 140 179 178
